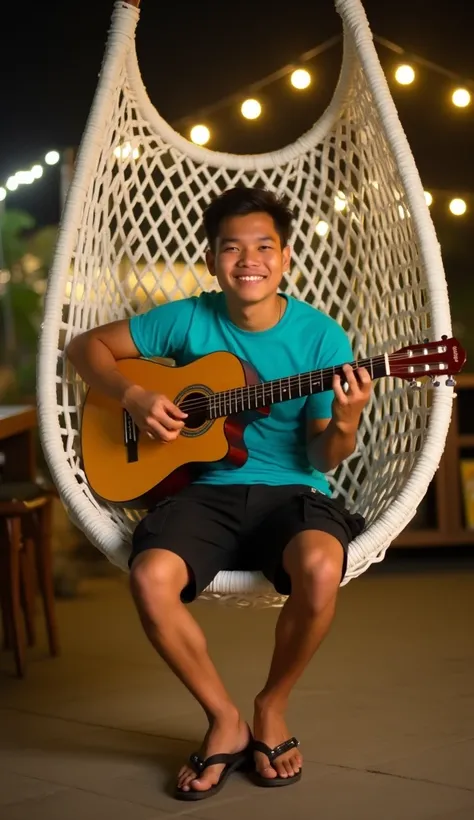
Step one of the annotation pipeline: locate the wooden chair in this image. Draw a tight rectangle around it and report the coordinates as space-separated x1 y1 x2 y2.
0 483 59 677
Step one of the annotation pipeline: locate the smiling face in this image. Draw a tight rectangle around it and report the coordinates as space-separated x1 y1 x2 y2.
206 212 291 306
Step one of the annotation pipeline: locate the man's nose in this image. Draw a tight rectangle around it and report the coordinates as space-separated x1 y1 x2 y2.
238 248 260 265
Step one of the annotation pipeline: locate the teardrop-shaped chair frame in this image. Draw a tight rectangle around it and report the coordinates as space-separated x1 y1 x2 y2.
37 0 454 606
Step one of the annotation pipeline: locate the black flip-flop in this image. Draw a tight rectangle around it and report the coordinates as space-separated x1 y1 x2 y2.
251 737 302 787
174 741 253 801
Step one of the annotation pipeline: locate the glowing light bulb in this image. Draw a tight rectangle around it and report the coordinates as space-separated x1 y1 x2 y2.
15 170 35 185
290 69 311 90
190 125 210 145
452 88 471 108
395 64 415 85
113 142 140 160
241 99 262 120
449 198 467 216
334 191 347 211
45 150 60 165
315 220 329 237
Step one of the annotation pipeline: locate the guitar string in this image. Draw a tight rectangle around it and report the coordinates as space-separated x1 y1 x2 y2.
168 355 449 416
174 360 450 416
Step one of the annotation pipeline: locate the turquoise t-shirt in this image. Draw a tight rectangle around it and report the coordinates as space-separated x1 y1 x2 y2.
129 291 353 495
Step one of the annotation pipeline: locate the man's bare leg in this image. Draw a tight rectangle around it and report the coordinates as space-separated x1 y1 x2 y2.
130 549 249 793
253 532 343 780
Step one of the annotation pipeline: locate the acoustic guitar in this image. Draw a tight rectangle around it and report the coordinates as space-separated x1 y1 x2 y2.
80 337 466 508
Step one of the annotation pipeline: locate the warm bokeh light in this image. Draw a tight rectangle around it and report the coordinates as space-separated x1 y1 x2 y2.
190 125 211 146
315 220 329 237
395 64 415 85
15 170 35 185
241 98 262 119
424 191 433 206
452 88 471 108
113 142 140 161
6 176 18 191
290 69 311 90
31 164 43 179
334 191 347 211
124 262 215 305
45 150 60 165
449 197 467 215
0 187 6 202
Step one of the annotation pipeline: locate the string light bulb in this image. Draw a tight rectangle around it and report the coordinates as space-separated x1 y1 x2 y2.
113 142 139 160
241 99 262 120
15 170 35 185
449 198 467 215
45 150 60 165
424 191 433 206
0 187 6 202
395 64 415 85
190 125 211 146
452 88 471 108
315 220 329 237
290 69 311 90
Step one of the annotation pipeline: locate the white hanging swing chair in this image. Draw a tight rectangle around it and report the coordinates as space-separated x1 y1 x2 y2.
38 0 455 606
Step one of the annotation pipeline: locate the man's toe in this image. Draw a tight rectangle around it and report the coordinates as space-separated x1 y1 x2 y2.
261 763 279 778
190 767 222 792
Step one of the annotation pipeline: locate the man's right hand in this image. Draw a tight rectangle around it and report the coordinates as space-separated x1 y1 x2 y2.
123 384 188 443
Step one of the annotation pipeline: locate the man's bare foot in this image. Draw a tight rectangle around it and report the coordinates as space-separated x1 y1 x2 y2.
177 709 250 794
253 697 302 780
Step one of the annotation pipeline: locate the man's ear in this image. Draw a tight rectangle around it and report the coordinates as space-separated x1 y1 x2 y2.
282 244 291 272
205 248 216 277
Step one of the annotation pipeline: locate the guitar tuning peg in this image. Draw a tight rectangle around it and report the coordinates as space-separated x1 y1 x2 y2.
409 379 422 389
446 376 456 387
431 376 440 387
423 337 430 343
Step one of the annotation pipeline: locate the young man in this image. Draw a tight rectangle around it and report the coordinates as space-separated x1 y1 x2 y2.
67 186 371 800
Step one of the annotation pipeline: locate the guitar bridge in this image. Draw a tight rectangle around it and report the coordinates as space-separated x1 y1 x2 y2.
123 409 139 463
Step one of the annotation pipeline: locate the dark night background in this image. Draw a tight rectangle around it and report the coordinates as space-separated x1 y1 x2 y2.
1 0 473 357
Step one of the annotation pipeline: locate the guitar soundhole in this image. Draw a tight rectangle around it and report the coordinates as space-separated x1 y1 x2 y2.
180 391 209 431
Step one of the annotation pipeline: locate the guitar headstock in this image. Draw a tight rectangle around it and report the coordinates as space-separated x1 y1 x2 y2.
389 337 466 386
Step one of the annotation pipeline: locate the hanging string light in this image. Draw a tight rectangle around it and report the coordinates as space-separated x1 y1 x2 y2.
45 151 60 165
452 88 471 108
290 68 312 89
449 198 467 215
0 151 60 202
395 64 416 85
2 33 473 218
241 99 262 120
190 125 211 146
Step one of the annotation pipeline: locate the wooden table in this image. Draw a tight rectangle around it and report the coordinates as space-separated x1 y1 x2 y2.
0 405 37 482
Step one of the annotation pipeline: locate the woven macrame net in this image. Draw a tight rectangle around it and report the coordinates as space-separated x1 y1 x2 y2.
38 0 453 606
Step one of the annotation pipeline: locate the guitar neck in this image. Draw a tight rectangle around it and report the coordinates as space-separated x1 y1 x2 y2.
209 355 389 418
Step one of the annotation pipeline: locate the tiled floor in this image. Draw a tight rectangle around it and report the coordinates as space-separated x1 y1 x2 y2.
1 550 473 819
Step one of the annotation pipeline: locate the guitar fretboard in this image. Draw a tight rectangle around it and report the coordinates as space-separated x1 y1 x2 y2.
205 356 389 419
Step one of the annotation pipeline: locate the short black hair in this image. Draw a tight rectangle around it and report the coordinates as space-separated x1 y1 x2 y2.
202 186 294 251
